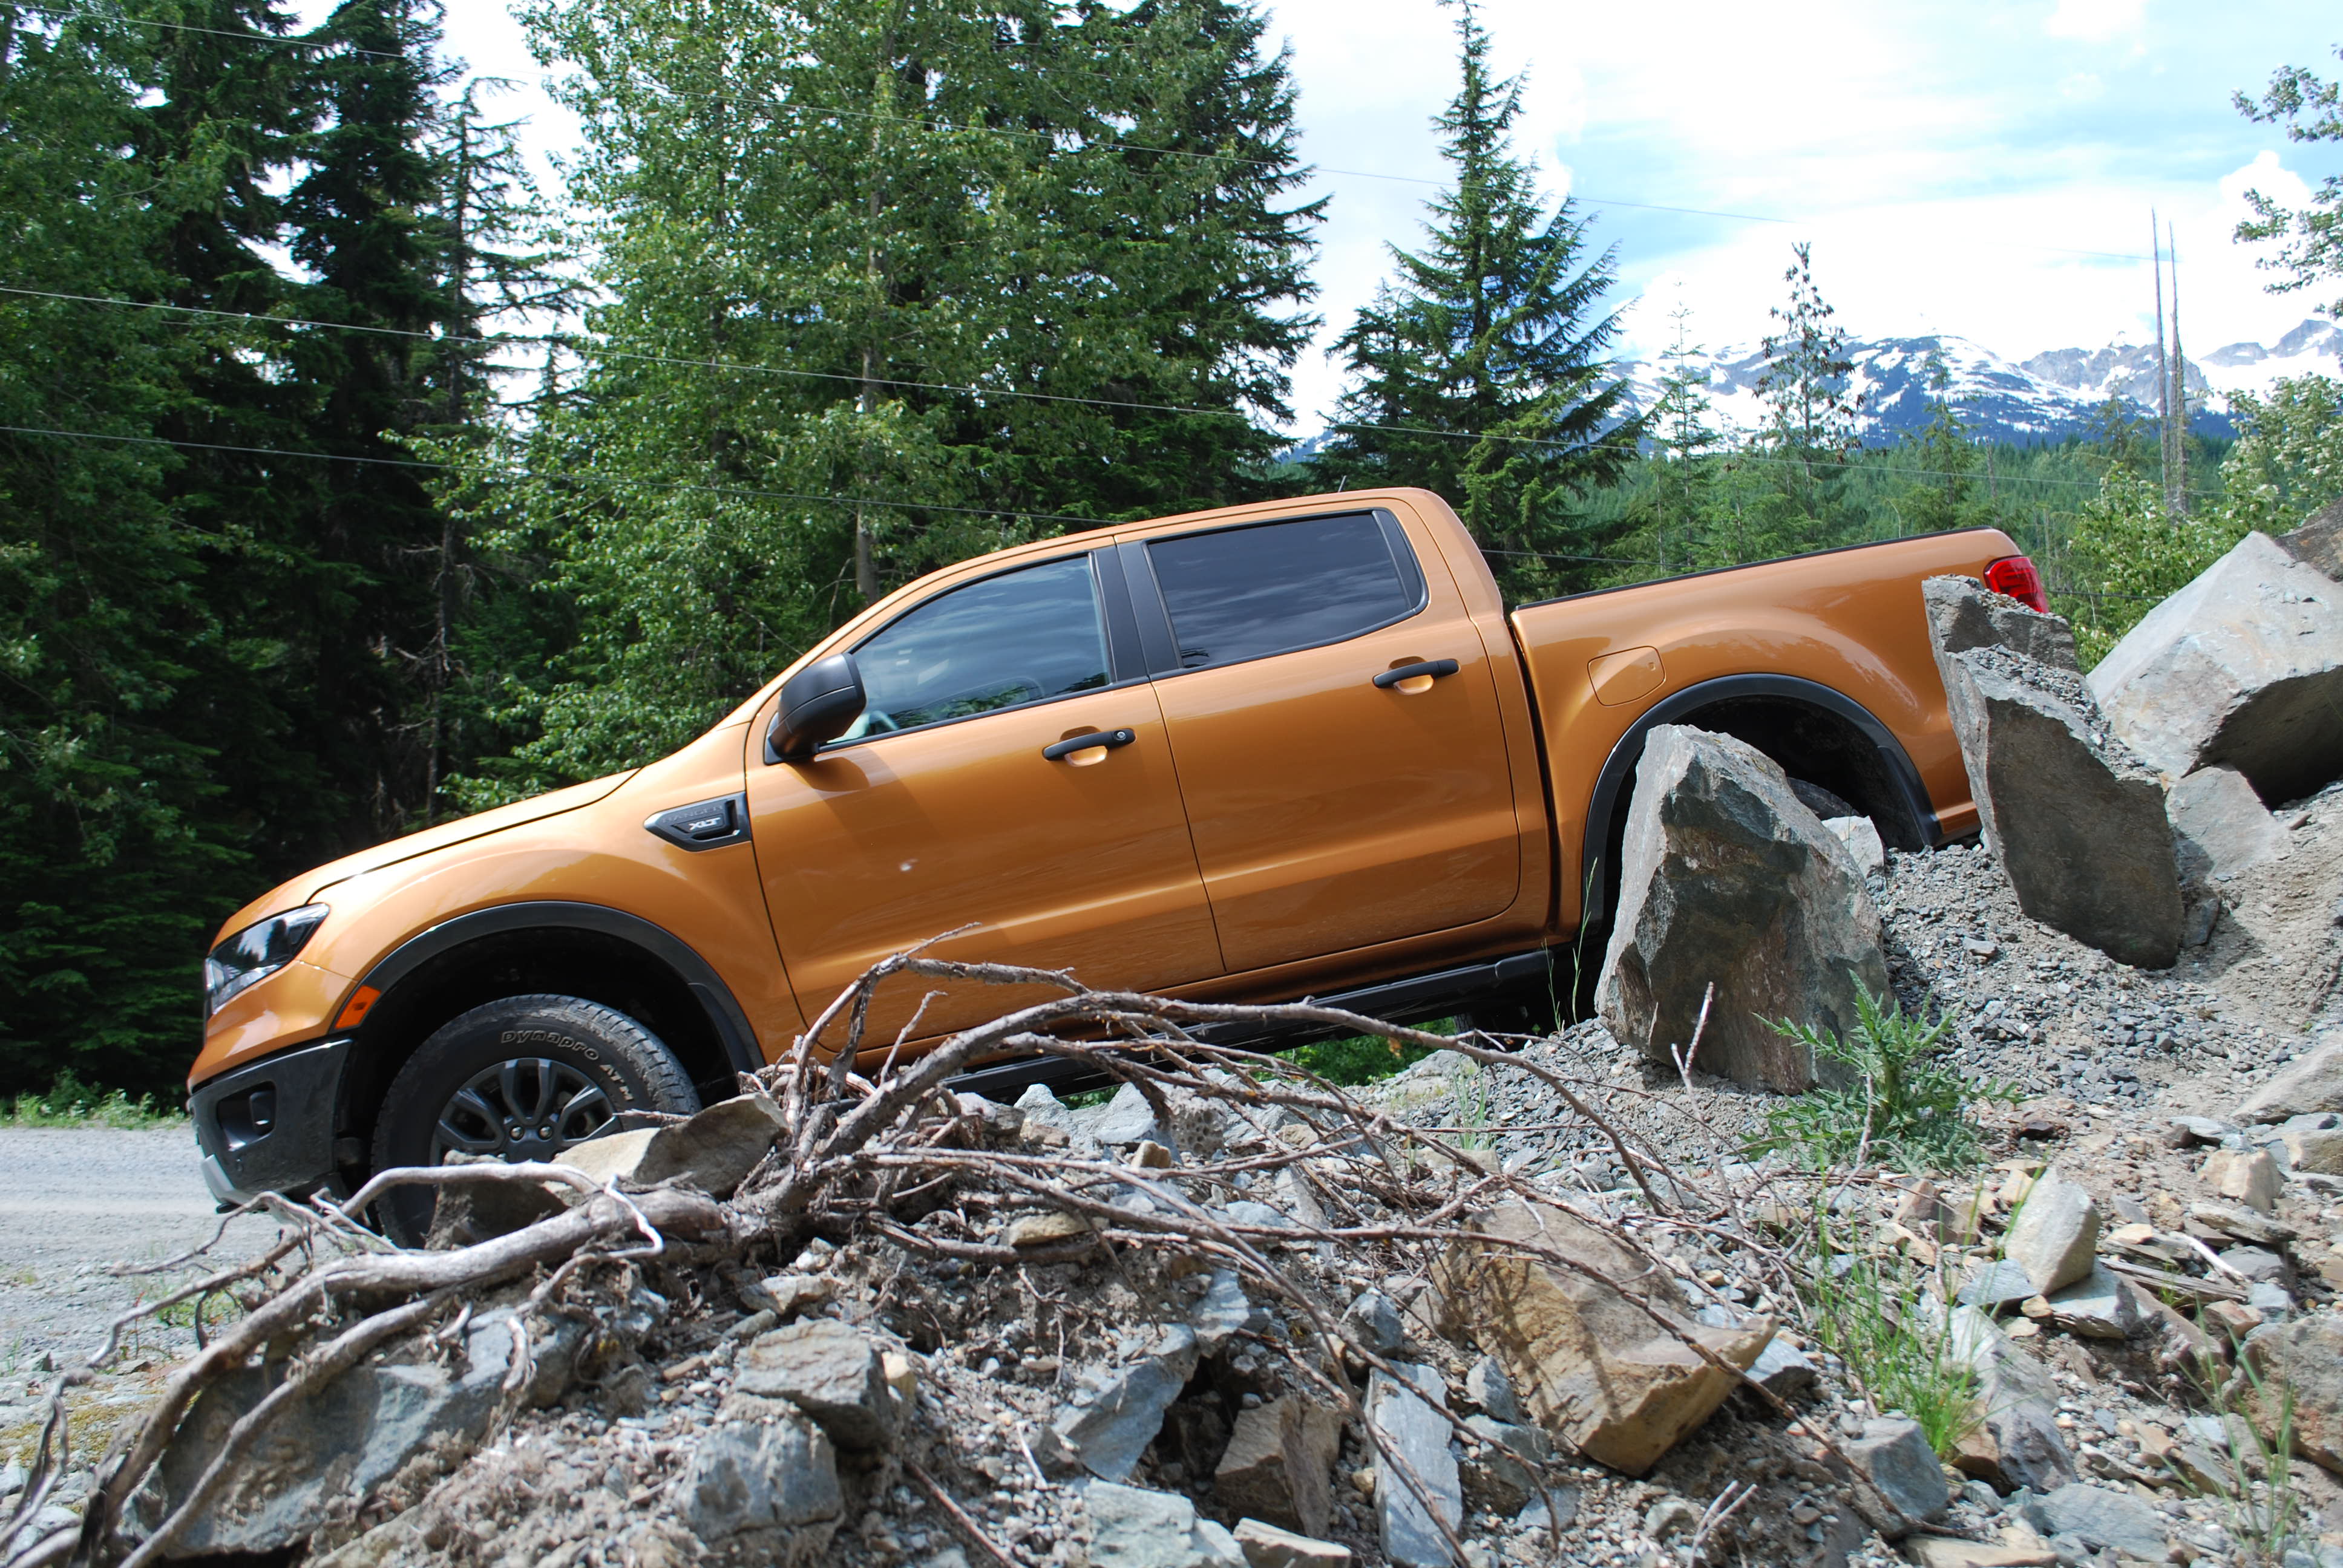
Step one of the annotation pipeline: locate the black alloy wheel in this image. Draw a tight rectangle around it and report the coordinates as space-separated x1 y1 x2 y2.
369 993 701 1245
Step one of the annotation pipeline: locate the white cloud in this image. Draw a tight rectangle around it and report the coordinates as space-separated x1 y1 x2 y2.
2060 72 2106 100
2044 0 2148 42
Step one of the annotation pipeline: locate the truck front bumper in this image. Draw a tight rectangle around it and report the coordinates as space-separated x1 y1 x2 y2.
188 1036 351 1206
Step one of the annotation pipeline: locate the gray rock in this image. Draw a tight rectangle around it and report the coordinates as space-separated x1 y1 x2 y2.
2171 1115 2238 1145
2249 1281 2296 1316
1222 1199 1291 1231
1368 1363 1463 1568
2089 530 2343 804
1214 1394 1341 1538
1956 1259 2039 1310
1093 1082 1164 1145
2004 1171 2101 1296
675 1406 843 1548
2282 1125 2343 1175
1748 1334 1820 1399
1924 574 2083 673
733 1319 896 1451
2042 1266 2140 1341
1192 1269 1268 1353
2170 763 2290 881
1848 1417 1950 1533
1821 815 1887 875
2019 1483 2169 1563
1081 1480 1247 1568
1921 574 2089 675
1641 1495 1702 1540
2240 1039 2343 1123
1055 1325 1201 1481
1594 725 1892 1092
2240 1312 2343 1474
1464 1354 1525 1425
1461 1414 1552 1514
2278 496 2343 577
1342 1290 1406 1357
151 1308 573 1552
1232 1520 1352 1568
557 1091 787 1198
2220 1246 2289 1285
1939 644 2181 968
1939 1305 2078 1494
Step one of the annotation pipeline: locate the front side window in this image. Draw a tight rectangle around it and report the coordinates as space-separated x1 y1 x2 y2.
1147 514 1420 670
844 555 1109 739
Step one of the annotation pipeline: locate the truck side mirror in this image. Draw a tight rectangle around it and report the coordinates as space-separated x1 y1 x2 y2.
767 653 865 762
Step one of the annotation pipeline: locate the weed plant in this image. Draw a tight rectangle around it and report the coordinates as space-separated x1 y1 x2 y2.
4 1070 183 1129
1451 1062 1495 1151
1281 1030 1441 1086
1797 1227 1981 1459
2181 1356 2301 1566
1748 984 2014 1172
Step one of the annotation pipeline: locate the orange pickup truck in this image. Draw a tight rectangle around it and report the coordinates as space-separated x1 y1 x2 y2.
189 487 2043 1221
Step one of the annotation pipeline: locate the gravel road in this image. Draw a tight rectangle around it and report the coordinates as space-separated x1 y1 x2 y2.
0 1127 258 1377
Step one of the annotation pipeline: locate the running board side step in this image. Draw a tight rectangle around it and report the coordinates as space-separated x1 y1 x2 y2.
943 947 1553 1103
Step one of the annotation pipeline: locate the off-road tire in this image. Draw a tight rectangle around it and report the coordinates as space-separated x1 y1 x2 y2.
369 993 701 1245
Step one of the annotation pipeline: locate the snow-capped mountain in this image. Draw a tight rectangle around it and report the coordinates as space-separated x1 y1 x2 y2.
1617 318 2339 446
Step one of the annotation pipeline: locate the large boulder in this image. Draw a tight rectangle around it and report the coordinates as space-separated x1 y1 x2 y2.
1922 575 2081 676
1435 1200 1771 1477
1594 725 1890 1093
2089 531 2343 805
1937 643 2181 967
558 1092 788 1199
1214 1396 1340 1538
674 1406 844 1553
1938 1305 2077 1495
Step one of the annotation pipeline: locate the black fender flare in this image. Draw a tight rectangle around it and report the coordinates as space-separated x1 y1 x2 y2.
1579 673 1943 918
355 901 765 1078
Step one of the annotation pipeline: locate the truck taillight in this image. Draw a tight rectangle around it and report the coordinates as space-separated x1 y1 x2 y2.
1984 554 2049 613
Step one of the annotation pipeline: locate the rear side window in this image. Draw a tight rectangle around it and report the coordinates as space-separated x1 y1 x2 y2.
845 555 1108 738
1146 514 1423 670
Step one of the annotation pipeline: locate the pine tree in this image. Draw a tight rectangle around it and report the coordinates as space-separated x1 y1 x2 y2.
1320 0 1638 601
1751 241 1864 547
0 6 256 1094
1891 351 1996 537
283 0 457 839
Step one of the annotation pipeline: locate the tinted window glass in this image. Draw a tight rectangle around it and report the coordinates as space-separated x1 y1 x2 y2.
845 556 1108 739
1147 514 1417 669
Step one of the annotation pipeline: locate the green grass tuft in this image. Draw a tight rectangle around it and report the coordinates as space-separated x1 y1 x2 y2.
4 1070 186 1129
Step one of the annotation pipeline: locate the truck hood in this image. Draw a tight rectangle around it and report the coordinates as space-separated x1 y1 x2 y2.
212 771 637 941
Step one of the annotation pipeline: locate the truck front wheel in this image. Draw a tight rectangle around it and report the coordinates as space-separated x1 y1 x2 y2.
369 993 702 1244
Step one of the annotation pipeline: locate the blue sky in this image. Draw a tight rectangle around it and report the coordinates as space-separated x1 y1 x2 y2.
422 0 2339 430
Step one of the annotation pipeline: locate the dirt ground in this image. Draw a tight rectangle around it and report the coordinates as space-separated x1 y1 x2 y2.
0 1126 272 1454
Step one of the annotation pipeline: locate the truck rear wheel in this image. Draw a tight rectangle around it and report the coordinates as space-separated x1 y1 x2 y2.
369 993 701 1244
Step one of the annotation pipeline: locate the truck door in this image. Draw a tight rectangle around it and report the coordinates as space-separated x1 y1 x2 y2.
746 549 1221 1048
1127 508 1520 974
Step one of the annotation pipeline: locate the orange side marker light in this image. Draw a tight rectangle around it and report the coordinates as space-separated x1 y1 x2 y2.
335 985 381 1031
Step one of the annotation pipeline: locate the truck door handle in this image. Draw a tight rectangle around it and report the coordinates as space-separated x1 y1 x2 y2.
1372 659 1459 693
1042 728 1137 764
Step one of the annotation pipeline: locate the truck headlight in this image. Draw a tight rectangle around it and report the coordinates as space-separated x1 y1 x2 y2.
203 904 329 1017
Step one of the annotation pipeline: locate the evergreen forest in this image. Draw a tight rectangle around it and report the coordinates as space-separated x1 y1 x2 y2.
3 2 2339 1098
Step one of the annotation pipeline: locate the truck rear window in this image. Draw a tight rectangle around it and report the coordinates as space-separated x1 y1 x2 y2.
1147 514 1420 669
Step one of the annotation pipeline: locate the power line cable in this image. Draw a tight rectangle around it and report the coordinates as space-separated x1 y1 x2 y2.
0 422 1136 528
0 283 2226 498
22 2 2166 263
